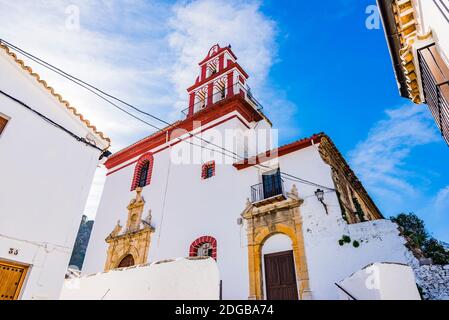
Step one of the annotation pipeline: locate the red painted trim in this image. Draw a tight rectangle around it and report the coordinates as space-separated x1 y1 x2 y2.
227 72 234 97
218 54 224 71
130 153 154 191
188 92 195 116
233 134 324 170
105 95 259 170
199 46 237 66
207 82 214 106
107 159 138 176
201 64 207 82
106 114 251 176
187 63 248 93
189 236 217 260
201 161 216 179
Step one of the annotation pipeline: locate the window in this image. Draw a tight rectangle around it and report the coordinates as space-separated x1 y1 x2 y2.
138 161 149 188
201 161 215 179
131 153 154 191
0 115 8 136
262 168 283 199
189 236 217 260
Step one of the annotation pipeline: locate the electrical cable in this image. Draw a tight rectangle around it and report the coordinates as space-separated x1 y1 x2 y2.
0 39 335 191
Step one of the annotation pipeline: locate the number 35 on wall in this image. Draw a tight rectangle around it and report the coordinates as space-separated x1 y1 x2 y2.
8 248 19 256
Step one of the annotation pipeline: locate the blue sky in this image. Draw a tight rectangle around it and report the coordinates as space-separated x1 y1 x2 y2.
0 0 447 241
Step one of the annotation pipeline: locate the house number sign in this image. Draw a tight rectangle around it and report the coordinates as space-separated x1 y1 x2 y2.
8 248 19 256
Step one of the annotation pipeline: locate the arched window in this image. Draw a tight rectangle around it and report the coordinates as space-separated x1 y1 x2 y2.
138 161 149 188
118 254 135 268
131 153 154 191
189 236 217 260
202 161 215 180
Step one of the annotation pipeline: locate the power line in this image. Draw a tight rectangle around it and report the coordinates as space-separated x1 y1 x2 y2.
0 39 335 191
0 89 108 157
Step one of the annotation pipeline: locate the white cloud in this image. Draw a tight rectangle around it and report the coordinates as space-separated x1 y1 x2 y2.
1 0 287 219
433 186 449 215
349 103 439 209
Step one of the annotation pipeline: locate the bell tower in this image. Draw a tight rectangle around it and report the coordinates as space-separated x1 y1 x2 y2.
186 44 250 117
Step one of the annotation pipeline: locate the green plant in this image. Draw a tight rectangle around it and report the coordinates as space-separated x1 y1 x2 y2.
338 239 345 246
391 212 449 265
353 240 360 248
342 235 351 243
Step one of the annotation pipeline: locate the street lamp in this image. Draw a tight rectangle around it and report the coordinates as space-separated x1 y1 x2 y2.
315 189 324 202
315 189 328 214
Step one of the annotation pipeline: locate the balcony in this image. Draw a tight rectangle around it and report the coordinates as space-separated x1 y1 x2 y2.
181 82 263 119
418 44 449 146
250 172 286 207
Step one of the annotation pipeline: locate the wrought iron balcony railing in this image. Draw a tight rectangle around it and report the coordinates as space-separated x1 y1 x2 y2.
181 82 263 118
418 44 449 146
250 179 285 205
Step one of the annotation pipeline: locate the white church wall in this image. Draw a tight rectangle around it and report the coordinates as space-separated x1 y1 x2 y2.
84 127 414 300
84 114 260 299
61 258 220 300
0 49 105 299
267 147 413 300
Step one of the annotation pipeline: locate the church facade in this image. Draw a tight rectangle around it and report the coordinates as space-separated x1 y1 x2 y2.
83 45 413 300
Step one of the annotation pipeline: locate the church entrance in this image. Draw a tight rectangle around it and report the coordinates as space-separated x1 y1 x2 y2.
264 250 298 300
0 259 28 300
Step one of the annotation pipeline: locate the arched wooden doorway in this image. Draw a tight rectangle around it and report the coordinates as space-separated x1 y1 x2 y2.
117 254 135 268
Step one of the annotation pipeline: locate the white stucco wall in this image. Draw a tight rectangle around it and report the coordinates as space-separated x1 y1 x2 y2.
338 263 421 300
417 0 449 64
60 258 220 300
84 108 413 300
0 49 105 299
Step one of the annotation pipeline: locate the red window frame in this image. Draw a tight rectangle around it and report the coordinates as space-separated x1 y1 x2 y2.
131 153 154 191
189 236 217 260
201 161 216 179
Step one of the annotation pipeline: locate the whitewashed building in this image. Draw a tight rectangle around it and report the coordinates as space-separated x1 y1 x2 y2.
0 43 111 300
83 44 416 300
378 0 449 145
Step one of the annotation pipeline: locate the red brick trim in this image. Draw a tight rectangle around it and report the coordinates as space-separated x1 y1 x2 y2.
104 96 259 170
201 161 216 179
233 133 324 170
189 236 217 260
130 153 154 191
187 63 248 92
198 45 237 66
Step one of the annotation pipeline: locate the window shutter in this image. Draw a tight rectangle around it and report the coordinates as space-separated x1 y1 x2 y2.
0 117 8 135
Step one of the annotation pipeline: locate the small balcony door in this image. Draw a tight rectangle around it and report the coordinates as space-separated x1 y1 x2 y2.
262 169 283 199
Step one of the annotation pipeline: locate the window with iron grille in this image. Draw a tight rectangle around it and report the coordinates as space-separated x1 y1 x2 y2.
201 161 215 179
418 44 449 145
131 153 154 191
138 161 150 188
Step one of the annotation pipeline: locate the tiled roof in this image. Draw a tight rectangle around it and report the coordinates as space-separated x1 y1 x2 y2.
0 44 111 149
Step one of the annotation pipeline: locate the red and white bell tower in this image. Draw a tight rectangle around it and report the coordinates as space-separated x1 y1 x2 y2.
186 44 250 117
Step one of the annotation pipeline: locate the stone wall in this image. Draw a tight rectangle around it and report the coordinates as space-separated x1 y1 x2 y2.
409 259 449 300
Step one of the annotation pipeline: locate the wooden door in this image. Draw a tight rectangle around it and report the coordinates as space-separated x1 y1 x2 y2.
0 260 28 300
264 250 298 300
118 254 135 268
